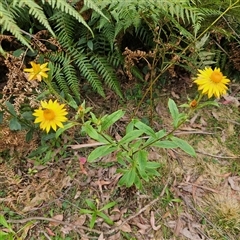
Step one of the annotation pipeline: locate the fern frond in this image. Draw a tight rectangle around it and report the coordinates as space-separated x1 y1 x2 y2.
47 53 80 100
51 12 76 46
75 55 105 97
0 3 32 50
90 55 122 97
54 65 71 97
13 0 55 37
43 0 93 35
63 63 81 101
84 0 109 21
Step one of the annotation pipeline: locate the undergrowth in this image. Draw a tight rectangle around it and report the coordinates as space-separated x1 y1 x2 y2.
1 0 240 239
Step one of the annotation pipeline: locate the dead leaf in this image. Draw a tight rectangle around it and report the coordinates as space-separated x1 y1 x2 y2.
132 219 150 235
49 214 63 227
190 113 199 126
228 176 240 191
22 192 50 212
222 94 240 107
46 227 55 236
115 220 132 233
79 161 88 175
173 217 184 236
108 231 121 240
150 211 161 231
171 91 180 99
73 215 86 226
98 233 105 240
181 227 205 240
60 176 72 190
74 191 81 200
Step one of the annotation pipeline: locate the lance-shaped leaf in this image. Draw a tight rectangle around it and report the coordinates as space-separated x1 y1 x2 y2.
101 110 125 131
171 136 196 157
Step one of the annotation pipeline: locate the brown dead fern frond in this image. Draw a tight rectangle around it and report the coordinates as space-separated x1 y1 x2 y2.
123 47 155 80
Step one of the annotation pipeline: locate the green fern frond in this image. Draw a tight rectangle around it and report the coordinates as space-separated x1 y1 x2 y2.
51 12 76 46
90 55 122 97
75 55 105 97
107 48 122 68
84 0 109 21
54 66 71 97
47 53 79 100
13 0 55 37
44 0 93 36
63 63 81 101
0 2 32 50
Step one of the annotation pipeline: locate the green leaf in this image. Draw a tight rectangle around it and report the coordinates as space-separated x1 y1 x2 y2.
101 110 125 131
134 120 156 137
0 111 3 124
197 101 219 109
9 118 21 130
136 150 148 180
168 99 179 123
145 168 160 177
118 169 136 187
0 231 14 240
5 101 17 117
0 215 12 230
55 122 76 138
87 40 94 51
26 129 34 142
97 211 114 225
83 122 100 141
118 130 144 144
88 145 117 162
85 199 96 210
130 139 143 149
89 212 97 229
134 174 143 189
152 140 178 148
171 136 196 157
155 129 166 138
28 145 49 157
13 49 24 57
146 162 161 169
21 111 34 121
126 120 134 133
100 201 116 211
66 94 79 109
79 209 93 214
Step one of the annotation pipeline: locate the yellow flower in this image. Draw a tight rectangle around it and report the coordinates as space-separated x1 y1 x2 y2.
33 99 68 133
24 62 50 81
194 67 230 98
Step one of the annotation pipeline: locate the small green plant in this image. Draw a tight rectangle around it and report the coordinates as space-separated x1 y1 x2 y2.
0 215 34 240
78 99 195 190
79 199 116 229
0 215 15 240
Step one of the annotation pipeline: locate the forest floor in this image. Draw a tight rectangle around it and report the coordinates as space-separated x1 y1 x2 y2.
0 76 240 240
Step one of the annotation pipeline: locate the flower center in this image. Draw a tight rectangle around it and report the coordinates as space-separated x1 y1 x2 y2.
43 109 55 120
210 71 223 83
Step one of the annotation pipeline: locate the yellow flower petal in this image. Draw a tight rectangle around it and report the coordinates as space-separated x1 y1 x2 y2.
24 62 50 81
33 99 68 133
193 67 230 98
